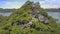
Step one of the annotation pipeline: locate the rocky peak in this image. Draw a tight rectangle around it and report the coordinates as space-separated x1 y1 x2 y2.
32 2 40 8
31 2 49 24
25 0 31 5
19 1 49 29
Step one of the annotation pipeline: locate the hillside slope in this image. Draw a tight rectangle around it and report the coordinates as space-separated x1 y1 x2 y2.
0 1 60 34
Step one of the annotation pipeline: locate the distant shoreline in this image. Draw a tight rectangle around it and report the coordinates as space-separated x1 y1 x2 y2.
45 9 60 12
0 8 60 13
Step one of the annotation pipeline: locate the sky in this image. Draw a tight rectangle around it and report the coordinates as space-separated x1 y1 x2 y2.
0 0 60 9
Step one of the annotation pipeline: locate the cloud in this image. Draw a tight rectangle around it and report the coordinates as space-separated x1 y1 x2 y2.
40 0 60 8
0 0 60 9
0 0 27 9
0 1 23 9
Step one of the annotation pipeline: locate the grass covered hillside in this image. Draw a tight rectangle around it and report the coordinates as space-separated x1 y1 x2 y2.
0 0 60 34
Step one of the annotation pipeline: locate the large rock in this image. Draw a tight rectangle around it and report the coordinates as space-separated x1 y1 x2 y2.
31 2 49 24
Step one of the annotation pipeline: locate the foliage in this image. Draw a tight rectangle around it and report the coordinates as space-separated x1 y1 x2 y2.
0 1 60 34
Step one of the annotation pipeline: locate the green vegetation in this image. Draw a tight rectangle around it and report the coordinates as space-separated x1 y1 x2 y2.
0 1 60 34
0 15 7 27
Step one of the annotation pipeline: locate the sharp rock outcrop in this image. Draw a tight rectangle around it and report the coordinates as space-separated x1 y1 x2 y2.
19 1 49 29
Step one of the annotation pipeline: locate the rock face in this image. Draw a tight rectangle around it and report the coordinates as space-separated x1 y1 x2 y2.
31 2 49 24
24 0 31 5
31 2 40 14
20 1 49 29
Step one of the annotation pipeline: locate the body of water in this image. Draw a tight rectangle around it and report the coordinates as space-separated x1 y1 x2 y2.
47 12 60 23
0 12 12 16
0 12 60 23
